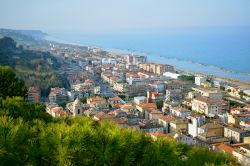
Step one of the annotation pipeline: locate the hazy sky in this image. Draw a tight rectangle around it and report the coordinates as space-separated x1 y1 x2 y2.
0 0 250 34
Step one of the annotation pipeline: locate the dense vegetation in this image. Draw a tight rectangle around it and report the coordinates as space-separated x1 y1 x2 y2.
0 66 27 99
0 37 69 96
178 75 195 83
0 68 236 165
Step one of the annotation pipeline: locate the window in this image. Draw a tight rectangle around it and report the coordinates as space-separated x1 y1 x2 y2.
78 109 80 114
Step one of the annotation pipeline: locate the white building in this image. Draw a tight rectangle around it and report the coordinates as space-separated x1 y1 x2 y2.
195 76 207 86
187 115 206 137
170 106 191 118
134 96 147 105
126 54 147 65
102 58 117 65
163 72 180 79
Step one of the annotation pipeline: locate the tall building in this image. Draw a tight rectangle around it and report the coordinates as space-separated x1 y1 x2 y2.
126 54 147 65
27 87 40 103
49 87 68 103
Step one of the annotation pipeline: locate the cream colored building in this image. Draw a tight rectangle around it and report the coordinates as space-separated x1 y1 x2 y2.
169 120 188 133
192 97 225 117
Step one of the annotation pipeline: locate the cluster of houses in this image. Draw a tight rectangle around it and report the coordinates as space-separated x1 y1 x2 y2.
27 44 250 165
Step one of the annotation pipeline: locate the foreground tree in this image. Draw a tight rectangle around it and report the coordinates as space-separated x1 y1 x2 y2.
0 66 27 99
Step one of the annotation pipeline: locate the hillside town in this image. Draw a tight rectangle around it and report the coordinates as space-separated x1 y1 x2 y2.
27 42 250 165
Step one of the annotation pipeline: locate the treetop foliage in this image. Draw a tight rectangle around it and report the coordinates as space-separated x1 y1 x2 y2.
0 97 236 165
0 66 27 99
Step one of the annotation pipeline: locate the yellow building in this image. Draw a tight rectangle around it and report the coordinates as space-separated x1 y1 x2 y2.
201 81 212 88
170 120 188 133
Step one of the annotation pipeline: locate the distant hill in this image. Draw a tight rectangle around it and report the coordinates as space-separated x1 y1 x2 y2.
0 28 48 46
0 36 69 96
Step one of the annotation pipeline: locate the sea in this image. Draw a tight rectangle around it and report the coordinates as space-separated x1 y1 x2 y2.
47 27 250 83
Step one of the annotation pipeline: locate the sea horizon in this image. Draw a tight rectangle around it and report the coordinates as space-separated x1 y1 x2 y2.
46 27 250 83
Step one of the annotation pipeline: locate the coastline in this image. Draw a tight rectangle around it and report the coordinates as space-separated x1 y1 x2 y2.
44 35 250 88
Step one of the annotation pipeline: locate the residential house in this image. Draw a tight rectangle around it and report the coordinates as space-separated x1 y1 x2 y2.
93 111 113 121
195 76 207 86
165 89 183 103
224 126 250 143
225 85 241 98
149 132 167 141
196 123 228 147
169 119 188 133
170 106 191 118
167 132 194 145
147 91 165 103
139 120 164 133
145 109 163 120
198 123 224 138
49 87 68 103
87 96 109 111
187 115 206 137
120 104 136 114
134 96 147 105
108 110 127 118
149 82 165 93
192 97 229 117
51 107 68 118
158 116 177 133
108 96 125 106
232 145 250 165
212 143 234 155
136 103 157 118
192 87 222 99
27 87 40 103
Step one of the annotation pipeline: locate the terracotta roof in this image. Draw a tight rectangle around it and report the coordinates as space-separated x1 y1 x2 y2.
137 103 157 109
94 111 112 120
150 82 161 85
120 104 134 109
150 132 167 137
52 107 67 116
110 117 127 124
200 123 223 129
214 143 233 153
108 110 126 115
147 109 162 114
171 106 191 112
90 96 105 102
109 96 121 101
159 116 176 122
194 97 221 104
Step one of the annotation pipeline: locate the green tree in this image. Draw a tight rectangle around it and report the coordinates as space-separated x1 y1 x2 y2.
156 100 164 109
0 66 27 99
178 75 195 83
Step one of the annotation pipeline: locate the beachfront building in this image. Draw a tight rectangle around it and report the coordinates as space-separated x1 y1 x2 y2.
163 72 180 79
126 54 147 65
195 76 207 86
139 63 174 75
